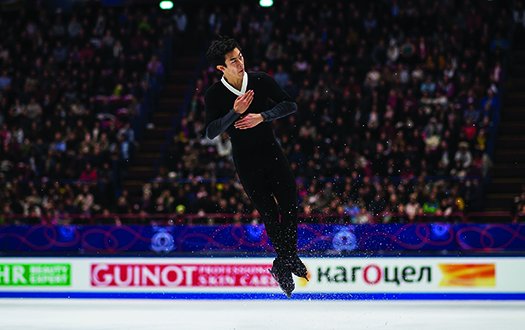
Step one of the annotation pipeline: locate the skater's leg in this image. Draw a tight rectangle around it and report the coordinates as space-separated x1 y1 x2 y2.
234 157 286 257
269 147 308 279
235 167 295 296
266 146 298 257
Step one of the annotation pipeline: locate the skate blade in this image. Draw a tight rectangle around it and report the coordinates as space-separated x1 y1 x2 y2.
293 270 310 281
268 268 293 298
294 271 310 281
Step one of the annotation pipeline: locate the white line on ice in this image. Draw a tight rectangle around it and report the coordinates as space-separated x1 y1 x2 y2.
0 299 524 330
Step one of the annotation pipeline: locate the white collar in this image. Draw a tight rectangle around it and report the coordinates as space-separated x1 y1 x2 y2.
221 72 248 96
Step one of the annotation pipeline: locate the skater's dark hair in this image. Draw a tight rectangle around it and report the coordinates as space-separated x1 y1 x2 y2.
206 36 241 68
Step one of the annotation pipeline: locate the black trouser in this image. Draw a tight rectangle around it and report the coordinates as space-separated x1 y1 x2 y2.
233 141 298 259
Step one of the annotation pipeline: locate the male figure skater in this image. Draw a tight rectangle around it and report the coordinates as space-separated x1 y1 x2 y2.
205 36 307 297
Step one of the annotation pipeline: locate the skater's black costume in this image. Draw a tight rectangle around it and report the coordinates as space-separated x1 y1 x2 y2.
205 72 299 260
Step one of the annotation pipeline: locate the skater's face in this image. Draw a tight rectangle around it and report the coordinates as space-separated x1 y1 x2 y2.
217 48 245 81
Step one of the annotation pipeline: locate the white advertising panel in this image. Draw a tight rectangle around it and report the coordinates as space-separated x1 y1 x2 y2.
1 257 524 299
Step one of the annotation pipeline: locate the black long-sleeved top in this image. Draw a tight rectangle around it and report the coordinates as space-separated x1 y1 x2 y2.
205 72 297 150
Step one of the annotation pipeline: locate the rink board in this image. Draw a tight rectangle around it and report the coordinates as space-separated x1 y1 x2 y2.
0 257 524 300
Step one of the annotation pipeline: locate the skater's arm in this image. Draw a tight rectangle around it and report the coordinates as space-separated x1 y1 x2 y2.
205 88 254 139
260 72 297 122
205 108 240 139
260 101 297 122
234 73 297 129
236 100 297 128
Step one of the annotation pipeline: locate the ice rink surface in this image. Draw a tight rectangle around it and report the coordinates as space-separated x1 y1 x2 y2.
0 299 524 330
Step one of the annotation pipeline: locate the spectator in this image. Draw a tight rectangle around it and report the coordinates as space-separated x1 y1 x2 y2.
0 0 511 224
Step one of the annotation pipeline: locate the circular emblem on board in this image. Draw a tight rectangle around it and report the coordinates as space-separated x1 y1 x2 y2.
151 228 175 253
332 228 357 252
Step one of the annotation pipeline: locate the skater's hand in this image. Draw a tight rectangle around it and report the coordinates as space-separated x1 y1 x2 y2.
234 113 263 130
233 90 254 114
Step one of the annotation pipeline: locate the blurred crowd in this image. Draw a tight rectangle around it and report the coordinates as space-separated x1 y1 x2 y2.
159 0 511 225
0 0 515 225
514 184 525 215
0 2 175 224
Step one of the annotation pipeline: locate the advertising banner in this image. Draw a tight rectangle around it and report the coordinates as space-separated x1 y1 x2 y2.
0 263 71 286
0 257 524 299
2 223 525 254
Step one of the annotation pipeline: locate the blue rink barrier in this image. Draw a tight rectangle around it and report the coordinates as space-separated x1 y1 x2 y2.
1 223 525 253
1 292 525 300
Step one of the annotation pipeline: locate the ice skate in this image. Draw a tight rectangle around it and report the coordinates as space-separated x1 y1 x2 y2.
269 257 295 298
288 255 309 281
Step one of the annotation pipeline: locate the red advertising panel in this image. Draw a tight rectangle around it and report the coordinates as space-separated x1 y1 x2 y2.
91 264 277 288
